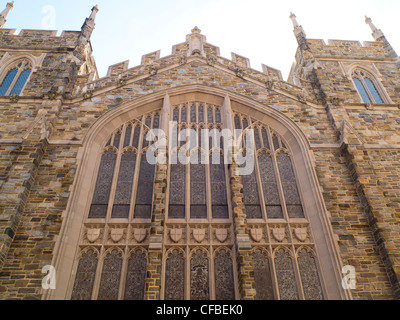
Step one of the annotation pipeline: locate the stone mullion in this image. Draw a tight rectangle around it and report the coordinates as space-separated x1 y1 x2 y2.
144 161 168 300
228 162 256 300
0 138 47 270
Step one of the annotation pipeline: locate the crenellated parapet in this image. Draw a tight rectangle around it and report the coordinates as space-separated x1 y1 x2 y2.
73 27 308 105
298 38 397 61
0 29 81 50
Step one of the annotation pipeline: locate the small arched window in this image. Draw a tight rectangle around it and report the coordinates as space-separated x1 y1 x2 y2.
0 60 32 96
352 69 385 104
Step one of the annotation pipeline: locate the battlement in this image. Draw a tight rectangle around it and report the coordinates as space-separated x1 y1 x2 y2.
79 36 296 102
0 28 81 50
304 38 393 60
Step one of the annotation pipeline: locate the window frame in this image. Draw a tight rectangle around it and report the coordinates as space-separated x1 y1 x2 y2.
351 68 388 104
0 59 32 96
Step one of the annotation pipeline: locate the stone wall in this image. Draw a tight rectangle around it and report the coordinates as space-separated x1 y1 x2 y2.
0 24 399 300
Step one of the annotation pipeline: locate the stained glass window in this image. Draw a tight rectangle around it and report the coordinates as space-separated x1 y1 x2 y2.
190 250 210 300
112 150 136 218
124 250 147 300
252 250 275 300
71 250 98 300
214 249 235 300
190 151 207 219
89 149 117 218
277 152 304 218
275 249 299 300
297 249 323 300
134 154 155 218
210 151 228 218
165 249 185 300
258 152 283 219
169 151 186 219
97 250 123 300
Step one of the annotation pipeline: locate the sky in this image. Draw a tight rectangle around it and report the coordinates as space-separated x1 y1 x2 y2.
4 0 400 80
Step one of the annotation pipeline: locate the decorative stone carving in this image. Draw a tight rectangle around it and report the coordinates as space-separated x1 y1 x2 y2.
207 55 217 66
192 229 206 243
9 94 19 102
186 26 206 58
265 80 274 90
179 55 187 65
83 89 93 100
272 227 286 242
294 227 308 242
117 77 127 86
297 93 307 103
87 228 101 243
148 66 158 76
133 228 147 243
250 228 263 242
330 97 344 106
110 228 124 243
215 228 228 243
170 228 183 243
46 90 58 100
234 67 245 79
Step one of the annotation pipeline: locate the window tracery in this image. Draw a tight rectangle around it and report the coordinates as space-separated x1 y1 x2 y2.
352 69 386 104
70 102 326 301
0 59 32 96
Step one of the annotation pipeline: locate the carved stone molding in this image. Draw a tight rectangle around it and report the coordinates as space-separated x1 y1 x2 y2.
132 228 147 243
214 228 229 243
271 226 286 243
250 228 264 243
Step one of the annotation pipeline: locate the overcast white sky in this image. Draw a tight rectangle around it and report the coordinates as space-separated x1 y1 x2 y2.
5 0 400 80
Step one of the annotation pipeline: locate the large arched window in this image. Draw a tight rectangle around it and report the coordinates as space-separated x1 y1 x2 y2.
352 69 386 104
61 92 346 301
0 60 32 96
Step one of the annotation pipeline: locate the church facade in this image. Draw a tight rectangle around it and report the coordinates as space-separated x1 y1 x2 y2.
0 3 399 300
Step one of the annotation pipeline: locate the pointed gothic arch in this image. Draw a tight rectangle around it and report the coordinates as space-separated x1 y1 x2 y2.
46 85 350 300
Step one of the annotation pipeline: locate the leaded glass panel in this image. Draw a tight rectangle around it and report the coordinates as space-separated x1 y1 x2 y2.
276 153 304 218
89 149 117 218
210 152 228 218
214 249 235 300
165 250 185 300
190 151 207 219
97 250 123 300
112 150 136 218
169 152 186 219
190 250 210 300
71 250 98 300
252 250 274 300
258 152 283 219
275 249 298 300
298 249 323 300
134 154 155 218
124 250 147 300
